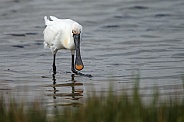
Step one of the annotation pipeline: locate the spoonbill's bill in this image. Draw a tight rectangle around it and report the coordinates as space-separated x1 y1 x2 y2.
43 16 90 77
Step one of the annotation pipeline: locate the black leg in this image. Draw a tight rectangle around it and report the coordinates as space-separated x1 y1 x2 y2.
53 54 56 74
71 54 92 77
71 54 78 74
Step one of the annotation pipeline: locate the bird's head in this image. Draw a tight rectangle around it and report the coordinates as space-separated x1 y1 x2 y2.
72 23 82 35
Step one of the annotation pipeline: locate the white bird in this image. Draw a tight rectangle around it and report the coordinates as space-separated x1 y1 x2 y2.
43 16 89 76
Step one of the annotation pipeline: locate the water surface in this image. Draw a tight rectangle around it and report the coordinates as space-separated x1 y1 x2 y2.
0 0 184 106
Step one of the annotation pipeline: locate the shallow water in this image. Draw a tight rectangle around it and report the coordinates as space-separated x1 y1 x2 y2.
0 0 184 107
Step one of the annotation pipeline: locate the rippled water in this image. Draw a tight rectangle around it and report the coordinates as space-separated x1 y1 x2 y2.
0 0 184 106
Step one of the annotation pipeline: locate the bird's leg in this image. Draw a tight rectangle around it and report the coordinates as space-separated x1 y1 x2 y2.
71 54 78 74
53 54 57 74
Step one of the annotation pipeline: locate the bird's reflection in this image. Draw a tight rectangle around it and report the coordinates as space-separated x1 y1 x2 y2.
52 73 56 99
47 73 83 106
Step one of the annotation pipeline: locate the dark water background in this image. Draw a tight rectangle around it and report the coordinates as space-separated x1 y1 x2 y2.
0 0 184 107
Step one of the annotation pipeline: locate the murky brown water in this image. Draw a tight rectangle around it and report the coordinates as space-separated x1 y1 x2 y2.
0 0 184 107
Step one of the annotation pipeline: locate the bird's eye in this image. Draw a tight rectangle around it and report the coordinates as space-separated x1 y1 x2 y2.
72 30 76 34
72 30 81 35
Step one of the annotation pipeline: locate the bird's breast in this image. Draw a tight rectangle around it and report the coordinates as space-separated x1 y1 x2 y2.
61 38 75 50
63 39 68 48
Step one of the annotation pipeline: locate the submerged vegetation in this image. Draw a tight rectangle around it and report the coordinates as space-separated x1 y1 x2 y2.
0 79 184 122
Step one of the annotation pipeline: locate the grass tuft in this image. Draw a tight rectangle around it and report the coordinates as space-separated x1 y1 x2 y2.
0 78 184 122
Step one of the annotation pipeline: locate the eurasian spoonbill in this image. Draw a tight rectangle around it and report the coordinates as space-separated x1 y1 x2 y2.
43 16 91 77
